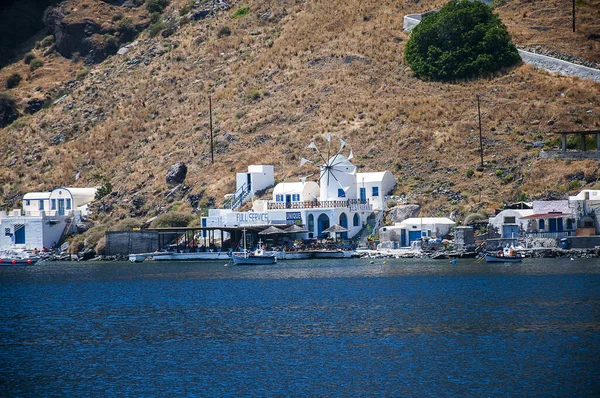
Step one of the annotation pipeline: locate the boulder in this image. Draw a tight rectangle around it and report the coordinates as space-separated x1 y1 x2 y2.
386 204 421 224
25 98 45 114
166 162 187 185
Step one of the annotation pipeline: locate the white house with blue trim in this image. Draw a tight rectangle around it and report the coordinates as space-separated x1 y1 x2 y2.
0 187 97 250
203 157 396 240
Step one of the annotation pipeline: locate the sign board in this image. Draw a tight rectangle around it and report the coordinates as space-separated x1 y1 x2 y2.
286 212 302 225
226 212 270 226
349 203 373 212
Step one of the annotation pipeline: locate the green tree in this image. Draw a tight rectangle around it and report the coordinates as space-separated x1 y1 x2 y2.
404 0 520 81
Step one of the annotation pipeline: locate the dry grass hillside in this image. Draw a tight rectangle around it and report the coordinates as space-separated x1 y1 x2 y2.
1 0 599 228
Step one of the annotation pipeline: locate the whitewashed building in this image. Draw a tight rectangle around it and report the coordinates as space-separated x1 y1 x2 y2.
379 217 456 247
225 165 275 210
0 187 97 250
203 157 395 240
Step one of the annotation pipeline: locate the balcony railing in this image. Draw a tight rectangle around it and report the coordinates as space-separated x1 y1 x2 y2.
267 199 369 210
524 231 574 239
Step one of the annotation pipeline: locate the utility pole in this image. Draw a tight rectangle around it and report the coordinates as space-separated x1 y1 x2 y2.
572 0 576 32
209 95 214 164
477 94 484 168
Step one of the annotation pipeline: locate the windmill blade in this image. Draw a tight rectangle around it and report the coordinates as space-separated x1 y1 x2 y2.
324 135 331 143
339 138 346 150
300 158 313 167
307 141 317 150
300 174 314 183
348 149 354 160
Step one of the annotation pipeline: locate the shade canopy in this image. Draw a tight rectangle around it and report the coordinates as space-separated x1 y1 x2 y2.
284 225 309 233
258 226 285 235
323 224 349 233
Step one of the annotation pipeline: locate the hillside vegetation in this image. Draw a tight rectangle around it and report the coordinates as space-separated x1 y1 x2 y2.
0 0 599 227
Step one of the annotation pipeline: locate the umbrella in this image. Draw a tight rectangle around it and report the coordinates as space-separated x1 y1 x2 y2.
258 226 285 235
323 224 349 234
323 224 349 242
283 225 309 233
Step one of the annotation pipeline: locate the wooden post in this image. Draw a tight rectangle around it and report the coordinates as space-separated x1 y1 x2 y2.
572 0 576 32
209 95 214 164
561 134 567 151
581 133 586 151
477 95 484 167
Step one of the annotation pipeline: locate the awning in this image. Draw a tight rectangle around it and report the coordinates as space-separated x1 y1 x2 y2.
521 213 573 220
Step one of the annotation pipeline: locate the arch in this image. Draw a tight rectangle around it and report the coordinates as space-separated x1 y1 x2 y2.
317 213 330 238
339 212 348 240
353 213 360 227
308 214 315 238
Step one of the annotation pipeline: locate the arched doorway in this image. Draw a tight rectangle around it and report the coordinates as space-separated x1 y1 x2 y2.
353 213 360 227
317 213 330 238
339 213 348 240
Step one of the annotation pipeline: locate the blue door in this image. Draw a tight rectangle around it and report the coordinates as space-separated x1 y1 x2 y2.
317 214 330 238
502 225 519 238
360 188 366 201
339 213 348 240
557 218 563 232
408 231 421 244
58 199 65 216
14 225 25 244
401 230 406 247
549 219 557 232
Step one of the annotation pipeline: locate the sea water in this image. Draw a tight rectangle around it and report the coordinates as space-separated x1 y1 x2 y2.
1 258 599 396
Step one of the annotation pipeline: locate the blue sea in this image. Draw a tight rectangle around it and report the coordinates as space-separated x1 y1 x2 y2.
1 258 599 397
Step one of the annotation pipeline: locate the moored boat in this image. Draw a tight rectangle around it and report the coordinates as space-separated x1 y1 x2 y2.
232 239 277 265
485 247 523 263
0 250 39 265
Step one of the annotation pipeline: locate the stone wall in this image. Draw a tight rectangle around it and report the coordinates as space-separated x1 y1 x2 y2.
105 230 159 256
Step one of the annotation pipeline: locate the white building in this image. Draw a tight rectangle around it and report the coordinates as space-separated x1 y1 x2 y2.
379 217 456 247
487 209 534 238
0 187 97 250
203 157 395 240
569 189 600 235
225 165 275 210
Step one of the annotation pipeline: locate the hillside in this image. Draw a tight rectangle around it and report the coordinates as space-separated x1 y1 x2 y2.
1 0 599 228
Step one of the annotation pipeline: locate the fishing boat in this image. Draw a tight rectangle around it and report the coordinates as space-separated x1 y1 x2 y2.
232 236 277 265
0 250 39 265
485 247 523 263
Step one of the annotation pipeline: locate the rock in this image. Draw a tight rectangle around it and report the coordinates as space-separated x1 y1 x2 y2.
191 9 212 20
188 192 204 208
76 222 93 233
386 204 421 224
166 162 187 185
25 98 45 114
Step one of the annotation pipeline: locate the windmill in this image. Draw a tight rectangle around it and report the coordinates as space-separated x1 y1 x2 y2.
299 135 355 199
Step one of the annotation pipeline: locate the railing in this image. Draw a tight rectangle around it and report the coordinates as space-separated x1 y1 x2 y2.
223 183 251 211
524 231 574 239
266 199 369 210
370 210 385 239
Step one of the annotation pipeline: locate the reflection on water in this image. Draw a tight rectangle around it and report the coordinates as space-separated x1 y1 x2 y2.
1 258 599 396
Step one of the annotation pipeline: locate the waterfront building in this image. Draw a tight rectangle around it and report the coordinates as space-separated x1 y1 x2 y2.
0 187 97 250
202 157 395 240
378 217 456 248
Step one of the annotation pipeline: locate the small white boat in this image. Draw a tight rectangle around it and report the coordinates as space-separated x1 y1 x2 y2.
232 239 277 265
129 254 147 263
0 250 39 265
485 247 523 263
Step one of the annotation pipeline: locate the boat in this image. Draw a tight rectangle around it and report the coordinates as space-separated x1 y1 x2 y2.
231 237 277 265
485 247 523 263
0 250 39 265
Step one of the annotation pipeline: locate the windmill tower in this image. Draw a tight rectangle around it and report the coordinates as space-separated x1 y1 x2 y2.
300 135 357 201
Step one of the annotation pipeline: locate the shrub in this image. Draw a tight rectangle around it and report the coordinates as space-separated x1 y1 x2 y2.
0 92 19 128
404 0 520 81
232 7 249 18
95 181 113 200
23 52 36 64
110 218 142 231
150 211 194 228
217 26 231 38
29 58 44 71
466 169 474 178
146 0 168 13
6 73 22 89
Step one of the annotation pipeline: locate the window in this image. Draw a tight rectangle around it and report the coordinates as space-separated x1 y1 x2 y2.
372 187 379 197
51 199 56 210
539 219 545 230
275 194 284 202
4 228 11 236
66 199 71 210
25 200 30 206
504 216 516 224
292 194 300 202
338 189 346 198
353 213 360 227
39 200 44 210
